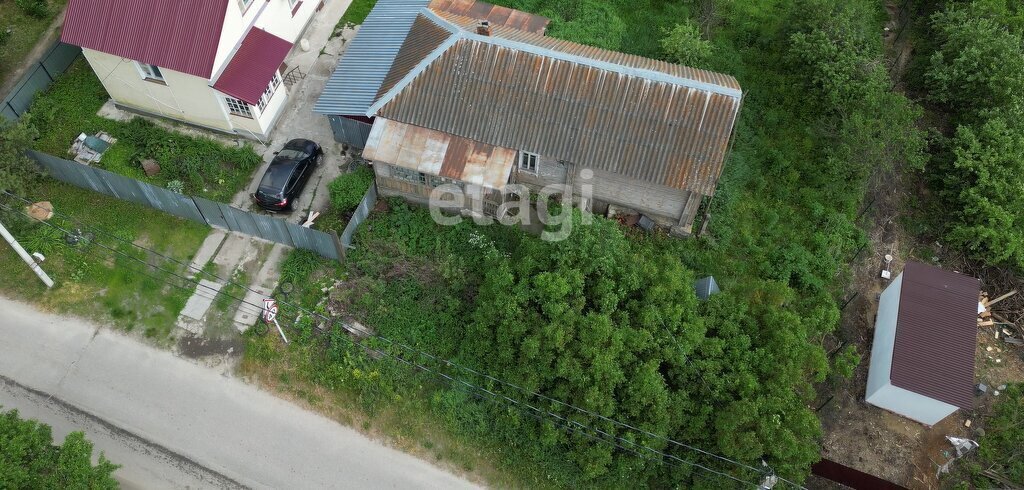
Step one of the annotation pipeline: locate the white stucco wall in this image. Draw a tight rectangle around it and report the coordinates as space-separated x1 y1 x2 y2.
83 48 233 132
255 0 319 42
865 272 959 426
866 383 958 426
255 83 289 135
214 0 319 77
867 273 903 398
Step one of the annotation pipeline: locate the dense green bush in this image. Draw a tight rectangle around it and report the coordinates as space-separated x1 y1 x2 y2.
974 384 1024 484
15 0 48 19
0 408 119 488
925 7 1024 118
327 166 374 214
916 1 1024 269
662 20 713 68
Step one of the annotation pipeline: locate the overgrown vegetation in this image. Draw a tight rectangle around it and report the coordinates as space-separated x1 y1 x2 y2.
27 60 262 202
333 0 377 34
327 166 374 214
909 0 1024 269
950 384 1024 487
0 180 207 339
0 408 119 489
0 115 42 207
0 0 68 86
239 0 929 486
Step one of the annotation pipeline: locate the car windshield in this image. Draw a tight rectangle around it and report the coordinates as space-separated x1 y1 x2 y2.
277 148 307 160
258 165 294 195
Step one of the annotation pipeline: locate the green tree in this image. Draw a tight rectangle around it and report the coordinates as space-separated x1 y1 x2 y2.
662 20 714 68
0 408 119 489
0 115 41 196
941 116 1024 268
926 7 1024 118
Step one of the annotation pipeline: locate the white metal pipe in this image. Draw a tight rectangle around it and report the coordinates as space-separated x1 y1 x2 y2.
0 220 55 288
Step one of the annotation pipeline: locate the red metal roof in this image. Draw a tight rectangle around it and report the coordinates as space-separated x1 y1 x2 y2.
213 28 293 105
61 0 229 79
890 262 980 409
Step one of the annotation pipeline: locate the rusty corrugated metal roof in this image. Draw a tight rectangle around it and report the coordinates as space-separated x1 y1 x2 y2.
890 262 980 409
213 28 293 105
61 0 229 79
364 118 516 189
428 0 549 34
374 28 742 195
376 15 454 100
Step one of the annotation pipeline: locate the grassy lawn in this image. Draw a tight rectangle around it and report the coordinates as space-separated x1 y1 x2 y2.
0 0 68 88
27 59 262 203
0 179 209 340
333 0 376 34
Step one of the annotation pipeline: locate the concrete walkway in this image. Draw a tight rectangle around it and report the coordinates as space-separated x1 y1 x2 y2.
173 0 354 338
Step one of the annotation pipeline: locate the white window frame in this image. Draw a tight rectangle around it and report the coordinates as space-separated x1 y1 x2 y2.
134 62 164 82
519 151 539 174
225 97 253 118
257 72 283 113
237 0 254 12
287 0 299 8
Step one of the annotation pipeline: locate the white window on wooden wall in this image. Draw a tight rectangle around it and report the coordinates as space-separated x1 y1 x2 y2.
519 151 538 174
225 97 253 118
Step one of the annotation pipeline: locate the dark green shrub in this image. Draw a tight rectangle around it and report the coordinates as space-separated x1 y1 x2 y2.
328 166 374 214
15 0 49 19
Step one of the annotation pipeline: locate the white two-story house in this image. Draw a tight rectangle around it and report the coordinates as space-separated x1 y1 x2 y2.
61 0 324 141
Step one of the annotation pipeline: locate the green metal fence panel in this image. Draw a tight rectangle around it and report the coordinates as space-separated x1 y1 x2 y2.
30 152 340 260
1 42 81 121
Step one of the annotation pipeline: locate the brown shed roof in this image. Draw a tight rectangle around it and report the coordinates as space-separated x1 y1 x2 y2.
890 262 980 409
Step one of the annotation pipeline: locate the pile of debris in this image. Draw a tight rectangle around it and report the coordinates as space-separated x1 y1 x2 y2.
978 289 1023 347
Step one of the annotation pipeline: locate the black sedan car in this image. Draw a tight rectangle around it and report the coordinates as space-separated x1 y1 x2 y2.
252 139 322 211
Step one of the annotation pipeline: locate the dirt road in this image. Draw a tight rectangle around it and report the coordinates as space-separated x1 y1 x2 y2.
0 296 476 489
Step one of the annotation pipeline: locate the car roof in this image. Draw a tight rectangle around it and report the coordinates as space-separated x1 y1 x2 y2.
283 138 315 150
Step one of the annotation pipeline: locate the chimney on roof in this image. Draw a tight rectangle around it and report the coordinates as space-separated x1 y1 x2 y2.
476 20 491 36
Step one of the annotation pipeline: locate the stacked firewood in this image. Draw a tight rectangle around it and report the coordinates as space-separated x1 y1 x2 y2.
980 290 1024 345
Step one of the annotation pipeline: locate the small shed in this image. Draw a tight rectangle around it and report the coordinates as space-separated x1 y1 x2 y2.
865 261 980 425
694 276 720 301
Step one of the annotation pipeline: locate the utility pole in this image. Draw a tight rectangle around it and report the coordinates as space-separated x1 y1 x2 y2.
0 219 54 288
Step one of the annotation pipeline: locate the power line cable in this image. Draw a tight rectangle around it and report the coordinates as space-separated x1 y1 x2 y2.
2 191 805 488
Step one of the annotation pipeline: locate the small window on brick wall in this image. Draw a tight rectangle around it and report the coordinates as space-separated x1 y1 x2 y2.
225 97 253 118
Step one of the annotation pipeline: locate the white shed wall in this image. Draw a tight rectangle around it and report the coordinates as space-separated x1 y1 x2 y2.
867 273 903 398
866 383 958 426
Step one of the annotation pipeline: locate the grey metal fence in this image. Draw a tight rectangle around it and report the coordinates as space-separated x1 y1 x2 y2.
340 181 378 249
2 42 81 121
31 151 342 261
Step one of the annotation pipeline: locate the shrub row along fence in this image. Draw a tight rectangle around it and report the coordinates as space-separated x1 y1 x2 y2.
31 151 343 261
2 42 81 121
339 181 377 250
